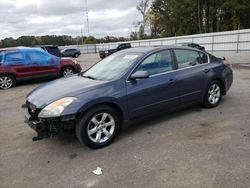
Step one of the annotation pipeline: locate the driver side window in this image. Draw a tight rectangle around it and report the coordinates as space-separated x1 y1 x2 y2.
137 50 173 76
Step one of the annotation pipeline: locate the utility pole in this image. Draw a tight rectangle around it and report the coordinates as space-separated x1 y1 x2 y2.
81 28 84 45
85 0 90 36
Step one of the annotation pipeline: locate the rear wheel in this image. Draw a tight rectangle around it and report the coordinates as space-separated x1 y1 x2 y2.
0 74 16 89
61 66 75 77
74 54 79 58
76 105 120 149
203 80 222 108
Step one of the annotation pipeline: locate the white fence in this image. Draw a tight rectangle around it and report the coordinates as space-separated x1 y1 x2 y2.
61 29 250 54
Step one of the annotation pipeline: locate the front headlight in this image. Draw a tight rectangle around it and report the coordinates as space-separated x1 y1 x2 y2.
38 97 77 118
72 59 78 64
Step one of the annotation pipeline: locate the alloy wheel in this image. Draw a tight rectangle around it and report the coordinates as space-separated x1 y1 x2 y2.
63 68 74 77
87 113 115 144
208 83 221 105
0 76 13 89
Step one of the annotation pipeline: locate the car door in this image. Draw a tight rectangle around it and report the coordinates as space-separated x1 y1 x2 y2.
3 50 34 78
126 50 180 119
173 49 211 104
25 50 60 76
64 49 72 56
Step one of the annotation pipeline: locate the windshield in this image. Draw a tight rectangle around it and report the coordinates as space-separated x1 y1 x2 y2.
83 52 141 81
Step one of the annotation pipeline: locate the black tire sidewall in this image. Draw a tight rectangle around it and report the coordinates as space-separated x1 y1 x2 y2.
204 80 222 108
76 105 120 149
0 74 16 89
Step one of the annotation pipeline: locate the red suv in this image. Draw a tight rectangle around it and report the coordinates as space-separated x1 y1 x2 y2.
0 47 82 89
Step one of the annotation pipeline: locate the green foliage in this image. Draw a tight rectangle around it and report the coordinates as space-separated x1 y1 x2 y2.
133 0 250 38
84 36 97 44
0 35 130 48
0 35 76 48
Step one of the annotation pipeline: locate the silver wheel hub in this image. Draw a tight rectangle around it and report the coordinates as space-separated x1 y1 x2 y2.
87 113 115 144
63 69 74 77
208 84 220 105
0 76 12 89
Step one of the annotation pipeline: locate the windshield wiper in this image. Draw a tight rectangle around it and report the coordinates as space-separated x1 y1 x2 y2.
82 75 97 80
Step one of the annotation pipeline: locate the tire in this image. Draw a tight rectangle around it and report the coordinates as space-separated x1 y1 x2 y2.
0 74 16 89
76 105 121 149
203 80 222 108
74 54 79 58
60 66 75 77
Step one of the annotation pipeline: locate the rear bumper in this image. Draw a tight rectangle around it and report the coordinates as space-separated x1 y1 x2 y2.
223 67 233 93
75 64 82 73
22 104 76 141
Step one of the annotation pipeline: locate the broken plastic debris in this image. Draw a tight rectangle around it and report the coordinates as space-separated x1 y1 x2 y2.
92 167 102 176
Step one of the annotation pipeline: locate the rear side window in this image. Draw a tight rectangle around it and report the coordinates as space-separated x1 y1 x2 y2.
126 44 131 47
198 52 208 64
27 51 51 65
46 47 61 57
174 49 208 69
46 47 57 53
137 50 173 76
4 51 25 65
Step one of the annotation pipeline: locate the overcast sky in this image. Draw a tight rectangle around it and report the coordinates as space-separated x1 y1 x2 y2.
0 0 142 39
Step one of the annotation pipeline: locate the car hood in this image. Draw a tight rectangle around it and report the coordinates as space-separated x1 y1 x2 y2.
27 75 107 108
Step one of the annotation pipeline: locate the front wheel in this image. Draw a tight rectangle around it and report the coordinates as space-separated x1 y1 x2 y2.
76 105 120 149
203 80 222 108
0 74 16 89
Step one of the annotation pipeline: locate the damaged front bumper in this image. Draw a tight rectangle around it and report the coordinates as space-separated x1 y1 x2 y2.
22 103 76 141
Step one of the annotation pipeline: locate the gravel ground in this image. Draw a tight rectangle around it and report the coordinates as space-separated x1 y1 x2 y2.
0 54 250 188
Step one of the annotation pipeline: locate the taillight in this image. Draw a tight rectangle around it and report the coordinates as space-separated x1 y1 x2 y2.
223 58 232 69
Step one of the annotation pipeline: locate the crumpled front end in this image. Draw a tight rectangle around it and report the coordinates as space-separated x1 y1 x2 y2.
22 101 76 141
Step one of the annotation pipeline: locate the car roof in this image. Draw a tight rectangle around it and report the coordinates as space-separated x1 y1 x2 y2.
0 47 19 52
0 46 48 53
63 48 77 50
122 46 160 53
177 42 201 46
122 45 203 54
36 45 58 47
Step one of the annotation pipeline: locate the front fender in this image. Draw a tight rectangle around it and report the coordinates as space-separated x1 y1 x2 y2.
61 81 128 120
61 96 128 120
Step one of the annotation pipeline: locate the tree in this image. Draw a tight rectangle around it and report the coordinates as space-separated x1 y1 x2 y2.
84 36 97 44
146 0 250 38
136 0 151 39
150 0 174 37
130 31 139 40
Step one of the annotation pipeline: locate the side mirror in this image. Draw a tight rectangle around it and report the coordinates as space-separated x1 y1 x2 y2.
130 71 149 80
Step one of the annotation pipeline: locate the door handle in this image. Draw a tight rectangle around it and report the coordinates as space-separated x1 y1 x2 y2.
203 68 210 73
169 78 175 85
